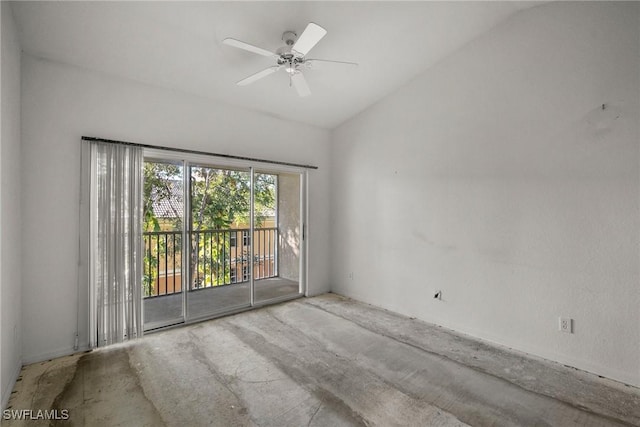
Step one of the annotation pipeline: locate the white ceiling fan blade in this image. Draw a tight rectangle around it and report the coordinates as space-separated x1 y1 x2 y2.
292 23 327 56
223 38 277 57
237 66 281 86
306 58 358 67
291 72 311 97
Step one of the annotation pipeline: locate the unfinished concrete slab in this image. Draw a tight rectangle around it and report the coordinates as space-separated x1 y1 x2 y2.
5 294 639 426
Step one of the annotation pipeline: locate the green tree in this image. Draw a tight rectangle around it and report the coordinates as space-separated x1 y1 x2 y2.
189 167 275 288
143 161 276 295
190 167 275 230
142 162 183 296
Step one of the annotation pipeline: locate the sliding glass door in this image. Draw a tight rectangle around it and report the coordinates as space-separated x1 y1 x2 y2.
142 152 306 330
254 170 303 303
142 159 186 329
186 164 252 321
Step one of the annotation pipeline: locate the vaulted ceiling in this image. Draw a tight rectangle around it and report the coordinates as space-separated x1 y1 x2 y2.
11 1 540 129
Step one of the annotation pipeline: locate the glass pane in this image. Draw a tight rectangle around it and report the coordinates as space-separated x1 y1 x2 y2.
143 160 184 329
255 171 302 302
187 165 251 319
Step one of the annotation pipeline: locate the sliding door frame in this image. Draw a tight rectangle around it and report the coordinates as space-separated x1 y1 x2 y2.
143 148 307 330
251 167 307 306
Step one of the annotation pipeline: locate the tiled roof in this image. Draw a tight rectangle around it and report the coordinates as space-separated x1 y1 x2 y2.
151 182 183 218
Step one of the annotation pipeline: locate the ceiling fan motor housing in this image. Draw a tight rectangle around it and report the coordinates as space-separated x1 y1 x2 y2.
277 31 304 73
278 56 304 73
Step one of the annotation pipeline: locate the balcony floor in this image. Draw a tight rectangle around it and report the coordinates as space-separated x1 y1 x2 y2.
143 277 299 327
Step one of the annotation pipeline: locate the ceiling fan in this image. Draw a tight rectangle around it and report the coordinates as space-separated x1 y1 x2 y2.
223 23 357 97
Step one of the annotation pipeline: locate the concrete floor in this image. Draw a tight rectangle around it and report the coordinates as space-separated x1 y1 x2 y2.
6 294 639 426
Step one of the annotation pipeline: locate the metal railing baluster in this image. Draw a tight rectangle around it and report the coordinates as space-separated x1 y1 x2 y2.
143 227 277 298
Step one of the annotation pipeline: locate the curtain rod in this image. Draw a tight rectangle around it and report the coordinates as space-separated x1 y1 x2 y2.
81 136 319 170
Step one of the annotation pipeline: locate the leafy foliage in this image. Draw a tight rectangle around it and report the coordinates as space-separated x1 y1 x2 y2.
190 167 275 230
142 161 276 295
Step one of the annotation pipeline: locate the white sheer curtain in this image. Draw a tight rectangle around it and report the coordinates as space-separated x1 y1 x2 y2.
87 141 143 348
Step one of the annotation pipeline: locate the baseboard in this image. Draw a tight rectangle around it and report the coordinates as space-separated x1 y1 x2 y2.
2 359 22 410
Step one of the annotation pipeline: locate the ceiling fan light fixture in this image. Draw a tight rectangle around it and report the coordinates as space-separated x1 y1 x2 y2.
285 63 297 74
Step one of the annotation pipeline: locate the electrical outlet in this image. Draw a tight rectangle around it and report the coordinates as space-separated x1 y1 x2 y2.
348 272 353 280
559 317 572 333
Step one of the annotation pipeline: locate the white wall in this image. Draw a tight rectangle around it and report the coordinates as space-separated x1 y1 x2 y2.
21 54 331 363
1 1 23 409
331 2 640 387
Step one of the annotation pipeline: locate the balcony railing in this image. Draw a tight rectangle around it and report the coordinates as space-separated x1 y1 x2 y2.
143 227 278 298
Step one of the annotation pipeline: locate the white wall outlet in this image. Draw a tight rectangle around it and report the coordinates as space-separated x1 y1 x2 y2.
348 272 353 280
559 317 573 333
